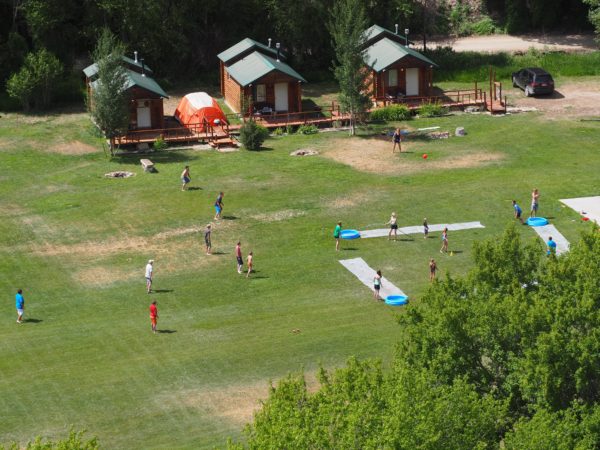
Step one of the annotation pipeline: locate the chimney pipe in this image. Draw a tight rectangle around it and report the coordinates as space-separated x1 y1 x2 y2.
268 38 272 48
276 42 280 62
140 58 146 77
134 51 138 63
395 24 398 34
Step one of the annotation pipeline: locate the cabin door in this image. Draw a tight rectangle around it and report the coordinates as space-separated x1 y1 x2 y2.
274 83 288 111
406 68 420 96
136 104 151 128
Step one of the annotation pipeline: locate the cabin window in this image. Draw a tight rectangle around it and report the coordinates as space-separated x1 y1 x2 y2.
388 69 398 87
255 84 266 102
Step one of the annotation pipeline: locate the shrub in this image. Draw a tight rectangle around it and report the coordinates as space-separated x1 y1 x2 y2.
153 135 168 151
470 16 498 35
369 104 412 122
273 127 284 136
296 124 319 135
418 101 448 118
239 120 269 150
285 124 294 135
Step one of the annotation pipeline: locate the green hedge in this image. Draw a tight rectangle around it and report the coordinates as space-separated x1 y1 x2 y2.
369 104 412 122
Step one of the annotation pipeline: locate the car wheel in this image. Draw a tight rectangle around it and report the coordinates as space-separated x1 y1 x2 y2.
525 86 532 97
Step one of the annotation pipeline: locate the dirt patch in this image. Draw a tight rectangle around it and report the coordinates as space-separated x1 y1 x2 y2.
321 137 504 175
329 191 370 209
48 140 99 155
248 209 306 222
509 80 600 119
73 266 138 287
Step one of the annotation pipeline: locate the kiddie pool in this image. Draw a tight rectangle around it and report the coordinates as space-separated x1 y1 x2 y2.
340 229 361 240
385 295 409 306
527 217 549 227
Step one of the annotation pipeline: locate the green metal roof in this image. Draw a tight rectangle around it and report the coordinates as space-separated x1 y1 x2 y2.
217 38 278 63
83 57 153 79
90 69 169 98
364 37 438 72
226 51 306 87
363 24 411 46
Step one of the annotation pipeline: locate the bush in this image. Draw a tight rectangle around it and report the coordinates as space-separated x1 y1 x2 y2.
470 16 498 35
418 101 448 118
285 124 294 135
296 124 319 135
153 136 168 151
369 104 412 122
273 127 284 136
239 120 269 150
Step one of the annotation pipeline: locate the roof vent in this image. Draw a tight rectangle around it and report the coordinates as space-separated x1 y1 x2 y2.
134 51 138 63
276 42 280 62
395 24 398 34
268 38 272 48
140 58 146 77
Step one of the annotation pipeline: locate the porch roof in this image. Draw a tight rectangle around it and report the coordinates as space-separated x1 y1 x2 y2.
364 37 438 72
226 51 306 87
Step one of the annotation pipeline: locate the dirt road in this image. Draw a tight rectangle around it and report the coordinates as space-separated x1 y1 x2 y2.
426 33 597 53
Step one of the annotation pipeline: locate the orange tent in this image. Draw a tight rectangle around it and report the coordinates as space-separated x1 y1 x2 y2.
174 92 228 129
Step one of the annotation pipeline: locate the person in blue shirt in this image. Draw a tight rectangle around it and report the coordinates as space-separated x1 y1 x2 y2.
512 200 524 224
15 289 24 323
547 236 557 256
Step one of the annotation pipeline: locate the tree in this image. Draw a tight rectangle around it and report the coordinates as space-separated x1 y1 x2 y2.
6 48 62 111
328 0 371 136
89 29 129 154
0 429 98 450
239 120 269 150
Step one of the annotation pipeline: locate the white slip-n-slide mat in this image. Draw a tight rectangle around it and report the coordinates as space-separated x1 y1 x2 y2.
359 221 485 238
560 196 600 224
531 224 570 255
339 257 406 299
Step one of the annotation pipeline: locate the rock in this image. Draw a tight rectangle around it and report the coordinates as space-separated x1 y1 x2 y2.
455 127 466 136
105 171 135 178
290 148 319 156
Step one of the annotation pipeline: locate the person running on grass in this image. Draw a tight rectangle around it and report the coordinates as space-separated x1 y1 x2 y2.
181 166 191 191
246 252 253 278
15 289 24 324
440 227 448 253
429 258 437 282
149 301 158 334
530 188 540 218
373 270 383 300
392 128 402 153
235 241 243 274
387 212 398 241
145 260 154 294
423 218 429 239
512 200 524 224
204 224 212 255
214 192 224 219
334 221 342 251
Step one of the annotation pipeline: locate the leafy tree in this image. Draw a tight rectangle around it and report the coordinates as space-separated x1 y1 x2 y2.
584 0 600 38
328 0 371 135
239 120 269 150
89 29 129 154
6 48 62 111
0 429 98 450
0 31 28 85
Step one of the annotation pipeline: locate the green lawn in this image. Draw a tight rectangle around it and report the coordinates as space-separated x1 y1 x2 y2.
1 104 599 448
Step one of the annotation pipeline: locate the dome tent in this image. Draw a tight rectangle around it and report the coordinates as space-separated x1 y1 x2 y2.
174 92 228 129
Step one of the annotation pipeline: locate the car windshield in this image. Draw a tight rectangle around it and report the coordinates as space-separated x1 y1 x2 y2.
536 75 553 82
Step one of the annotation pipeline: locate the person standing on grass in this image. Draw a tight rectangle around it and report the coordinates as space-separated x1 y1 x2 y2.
204 224 212 255
214 192 224 219
423 218 429 239
513 200 524 224
392 128 402 153
149 301 158 334
547 236 557 256
246 252 253 278
236 241 243 274
387 212 398 241
373 270 383 300
145 260 154 294
429 258 437 282
334 221 342 251
15 289 24 323
530 188 540 218
181 166 191 191
440 227 448 253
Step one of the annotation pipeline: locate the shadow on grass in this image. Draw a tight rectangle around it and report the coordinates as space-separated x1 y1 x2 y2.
210 251 227 255
153 289 173 294
343 247 359 251
23 318 43 324
113 151 201 166
221 215 238 220
449 250 464 254
157 329 177 334
187 187 202 191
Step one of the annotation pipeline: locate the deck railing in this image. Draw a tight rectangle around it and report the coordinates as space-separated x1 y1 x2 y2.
376 88 484 108
116 119 230 145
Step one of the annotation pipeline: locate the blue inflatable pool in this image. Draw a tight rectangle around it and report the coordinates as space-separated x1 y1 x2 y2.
340 229 360 240
527 217 548 227
385 295 409 306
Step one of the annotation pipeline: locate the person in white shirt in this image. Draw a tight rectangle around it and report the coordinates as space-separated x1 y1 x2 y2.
145 260 154 294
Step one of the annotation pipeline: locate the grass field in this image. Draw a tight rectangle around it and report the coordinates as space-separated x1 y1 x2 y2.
1 100 599 448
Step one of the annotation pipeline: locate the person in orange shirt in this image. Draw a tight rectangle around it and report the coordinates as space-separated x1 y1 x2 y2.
149 301 158 334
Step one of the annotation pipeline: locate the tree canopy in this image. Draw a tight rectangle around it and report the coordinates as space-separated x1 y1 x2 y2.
229 225 600 448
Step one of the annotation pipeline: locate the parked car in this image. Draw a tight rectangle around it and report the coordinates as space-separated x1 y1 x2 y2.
512 68 554 97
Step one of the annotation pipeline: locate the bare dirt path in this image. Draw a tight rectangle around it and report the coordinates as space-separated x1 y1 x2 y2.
427 33 597 53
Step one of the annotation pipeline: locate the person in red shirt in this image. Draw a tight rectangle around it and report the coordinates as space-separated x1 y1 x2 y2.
149 301 158 334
